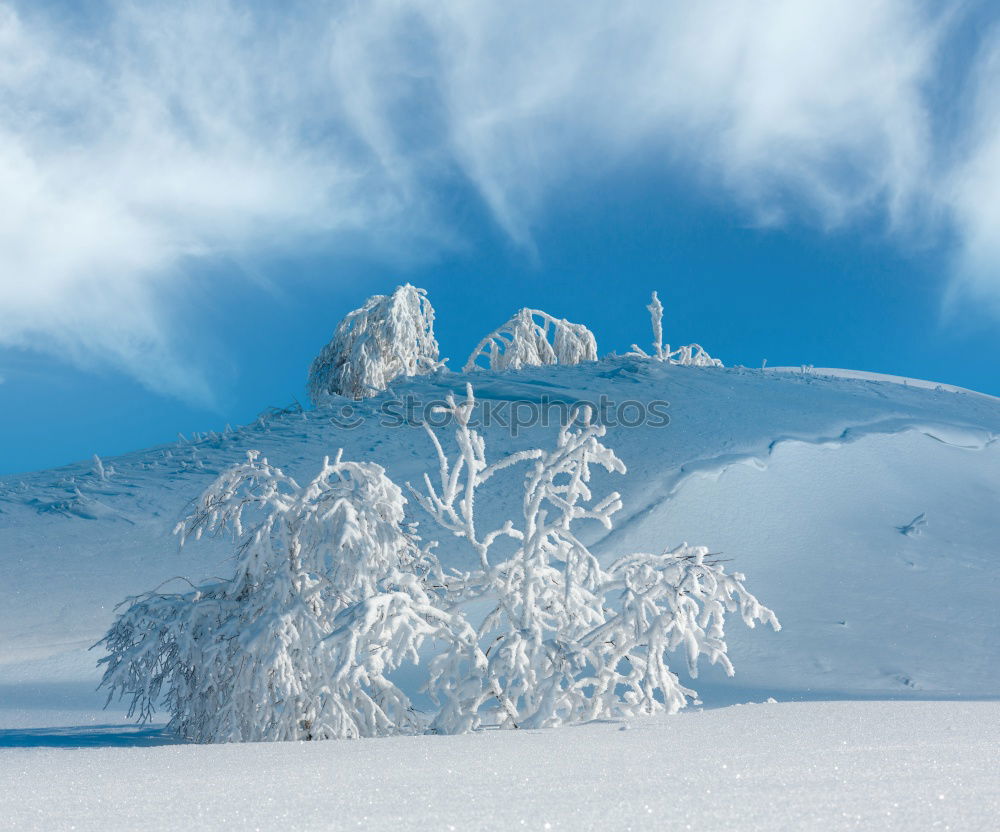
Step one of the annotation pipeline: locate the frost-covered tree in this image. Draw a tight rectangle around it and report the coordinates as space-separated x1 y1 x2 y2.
629 291 723 367
411 385 777 731
307 284 446 403
411 386 622 730
464 308 598 372
100 389 776 742
98 450 467 742
578 545 778 720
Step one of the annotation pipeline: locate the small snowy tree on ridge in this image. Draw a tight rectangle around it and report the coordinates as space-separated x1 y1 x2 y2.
629 291 723 367
307 284 446 403
464 308 598 372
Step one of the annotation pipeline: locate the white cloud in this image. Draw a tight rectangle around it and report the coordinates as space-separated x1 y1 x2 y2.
0 1 409 402
943 24 1000 316
391 0 944 240
0 0 991 399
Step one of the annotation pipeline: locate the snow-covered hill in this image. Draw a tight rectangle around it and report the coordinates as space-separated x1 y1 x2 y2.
3 359 1000 829
3 358 999 728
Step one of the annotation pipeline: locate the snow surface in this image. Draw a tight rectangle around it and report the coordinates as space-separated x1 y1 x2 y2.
765 365 1000 401
2 358 999 828
1 702 997 831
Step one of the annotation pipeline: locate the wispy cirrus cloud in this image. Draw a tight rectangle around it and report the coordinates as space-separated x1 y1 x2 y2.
943 22 1000 316
363 0 946 241
0 0 994 400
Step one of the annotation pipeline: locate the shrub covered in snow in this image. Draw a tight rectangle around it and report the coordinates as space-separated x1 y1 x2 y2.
100 388 776 741
629 291 723 367
307 284 446 403
411 385 777 730
98 450 467 742
464 308 598 372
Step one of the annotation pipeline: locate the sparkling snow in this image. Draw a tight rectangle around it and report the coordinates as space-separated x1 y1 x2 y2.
1 702 997 830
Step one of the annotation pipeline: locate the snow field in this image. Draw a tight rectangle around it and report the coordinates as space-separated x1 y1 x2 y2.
1 701 997 831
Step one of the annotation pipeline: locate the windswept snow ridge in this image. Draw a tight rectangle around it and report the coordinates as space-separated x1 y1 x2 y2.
765 365 1000 402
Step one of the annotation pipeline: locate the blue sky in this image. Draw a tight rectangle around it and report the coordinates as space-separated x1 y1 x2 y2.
1 0 999 475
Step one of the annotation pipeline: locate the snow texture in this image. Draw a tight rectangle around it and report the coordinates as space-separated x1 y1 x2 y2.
1 702 997 831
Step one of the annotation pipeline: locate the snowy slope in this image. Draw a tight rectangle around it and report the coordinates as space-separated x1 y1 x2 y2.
2 358 999 726
3 358 1000 830
765 365 1000 400
2 701 998 831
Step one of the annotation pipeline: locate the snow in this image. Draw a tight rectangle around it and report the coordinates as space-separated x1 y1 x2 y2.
1 701 997 830
2 358 999 827
765 365 1000 402
612 428 1000 698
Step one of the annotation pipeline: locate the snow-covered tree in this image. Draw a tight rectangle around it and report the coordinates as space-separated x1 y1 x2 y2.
629 291 723 367
578 545 779 720
411 385 622 730
307 284 446 403
464 308 598 372
411 385 777 731
98 450 466 742
100 389 776 742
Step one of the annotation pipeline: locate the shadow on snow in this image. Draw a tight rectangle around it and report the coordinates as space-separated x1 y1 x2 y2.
0 724 182 749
